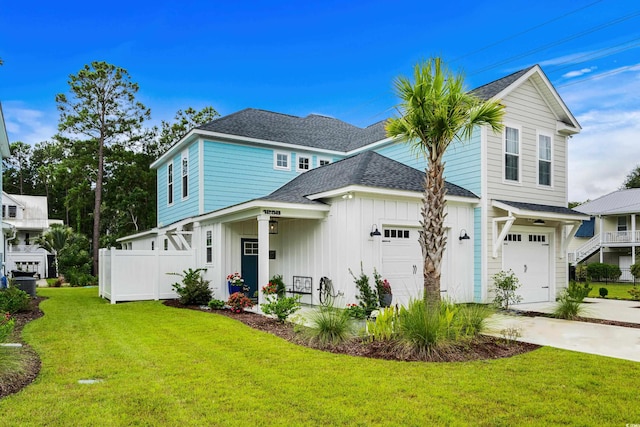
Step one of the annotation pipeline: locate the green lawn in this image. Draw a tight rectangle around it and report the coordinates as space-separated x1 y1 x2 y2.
2 287 639 426
587 282 639 300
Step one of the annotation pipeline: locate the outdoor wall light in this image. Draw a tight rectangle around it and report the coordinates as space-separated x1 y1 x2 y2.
459 229 470 240
342 192 353 199
533 219 545 225
269 220 279 234
370 224 382 237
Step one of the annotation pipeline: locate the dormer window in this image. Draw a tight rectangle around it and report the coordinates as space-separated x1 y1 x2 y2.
297 155 310 172
274 152 290 170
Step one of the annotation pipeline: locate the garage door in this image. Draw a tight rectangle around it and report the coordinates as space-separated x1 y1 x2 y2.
502 232 550 303
381 227 449 307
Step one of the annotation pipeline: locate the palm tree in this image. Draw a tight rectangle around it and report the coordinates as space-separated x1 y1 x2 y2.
386 58 505 303
36 224 73 278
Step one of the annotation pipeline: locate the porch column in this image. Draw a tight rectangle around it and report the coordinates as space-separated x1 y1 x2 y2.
599 216 604 263
632 214 637 265
257 214 270 311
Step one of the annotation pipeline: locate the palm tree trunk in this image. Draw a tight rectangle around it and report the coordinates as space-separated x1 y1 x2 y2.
419 156 447 303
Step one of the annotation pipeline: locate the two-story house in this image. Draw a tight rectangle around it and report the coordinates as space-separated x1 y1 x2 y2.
569 188 640 281
3 192 64 278
0 104 12 278
111 64 587 306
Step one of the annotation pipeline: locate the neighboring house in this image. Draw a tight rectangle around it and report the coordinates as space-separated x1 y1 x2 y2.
112 64 587 305
569 188 640 281
0 104 11 276
2 192 63 278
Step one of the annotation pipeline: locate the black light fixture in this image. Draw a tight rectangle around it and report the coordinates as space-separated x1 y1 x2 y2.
370 224 382 237
533 219 545 225
459 229 470 241
269 219 278 234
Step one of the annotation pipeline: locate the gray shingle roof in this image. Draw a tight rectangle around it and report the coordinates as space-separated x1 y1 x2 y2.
197 108 387 151
495 199 585 216
261 151 477 204
471 65 536 100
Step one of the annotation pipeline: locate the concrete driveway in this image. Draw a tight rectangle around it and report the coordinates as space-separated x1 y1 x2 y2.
486 298 640 362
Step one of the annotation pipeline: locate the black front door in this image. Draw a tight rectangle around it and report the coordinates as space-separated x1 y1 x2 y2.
241 238 259 299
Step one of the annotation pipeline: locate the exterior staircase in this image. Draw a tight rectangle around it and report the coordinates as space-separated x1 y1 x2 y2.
571 234 601 264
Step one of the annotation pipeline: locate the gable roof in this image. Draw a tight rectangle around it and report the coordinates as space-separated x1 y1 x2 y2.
0 103 11 158
574 188 640 215
197 108 388 152
261 151 477 204
471 66 536 100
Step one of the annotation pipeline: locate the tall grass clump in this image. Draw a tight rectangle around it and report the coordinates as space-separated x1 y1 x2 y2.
395 299 492 357
306 305 354 347
553 289 584 320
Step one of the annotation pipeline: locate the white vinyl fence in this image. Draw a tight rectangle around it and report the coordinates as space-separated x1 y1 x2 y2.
99 248 196 303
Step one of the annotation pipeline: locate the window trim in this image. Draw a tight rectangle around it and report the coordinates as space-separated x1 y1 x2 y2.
274 151 290 171
503 124 522 184
205 229 213 264
618 216 628 232
181 151 189 200
296 154 311 172
167 163 174 206
537 130 553 188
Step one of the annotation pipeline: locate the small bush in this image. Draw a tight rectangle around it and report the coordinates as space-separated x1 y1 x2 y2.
599 287 609 298
628 287 640 301
345 303 366 319
491 270 522 310
0 313 15 343
630 262 640 280
306 306 353 347
349 264 379 317
553 290 584 320
261 295 301 322
227 292 254 313
169 268 212 305
586 263 621 282
67 270 97 287
0 287 30 314
575 264 588 281
567 281 592 303
366 306 397 341
208 299 225 310
268 274 287 298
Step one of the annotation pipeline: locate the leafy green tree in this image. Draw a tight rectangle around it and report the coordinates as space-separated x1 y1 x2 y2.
386 58 505 302
55 61 150 273
152 106 219 157
622 165 640 189
36 223 73 277
3 141 34 194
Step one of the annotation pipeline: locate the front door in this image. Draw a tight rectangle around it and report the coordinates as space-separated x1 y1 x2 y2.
241 238 259 299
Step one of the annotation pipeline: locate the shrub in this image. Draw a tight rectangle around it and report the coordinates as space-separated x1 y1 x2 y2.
67 270 97 287
586 263 621 282
227 292 254 313
208 299 226 310
169 268 212 305
628 287 640 301
268 274 287 298
261 295 301 322
630 262 640 280
306 306 353 347
0 312 15 343
0 287 30 314
46 278 61 288
567 281 592 303
491 270 522 310
349 265 379 317
345 303 366 319
599 287 608 298
553 289 584 320
366 306 397 341
575 264 588 281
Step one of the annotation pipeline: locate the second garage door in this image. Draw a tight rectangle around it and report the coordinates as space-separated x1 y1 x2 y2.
502 232 551 303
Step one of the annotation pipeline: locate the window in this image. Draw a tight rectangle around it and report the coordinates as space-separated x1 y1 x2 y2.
297 155 310 172
25 233 30 245
8 205 16 218
244 241 259 255
384 228 411 239
205 230 213 264
504 127 520 182
318 158 331 167
529 234 546 242
181 153 189 199
167 164 174 205
274 152 290 170
504 234 522 242
538 133 552 186
2 205 5 218
618 216 628 232
164 239 169 251
151 241 155 251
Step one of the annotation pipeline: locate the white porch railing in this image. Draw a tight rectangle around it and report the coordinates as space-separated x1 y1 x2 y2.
8 244 44 253
574 234 601 263
602 231 640 244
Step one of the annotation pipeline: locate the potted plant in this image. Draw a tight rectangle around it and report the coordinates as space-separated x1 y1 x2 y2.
374 269 393 308
226 272 246 294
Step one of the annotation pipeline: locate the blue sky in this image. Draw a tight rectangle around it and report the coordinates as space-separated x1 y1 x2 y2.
1 0 639 202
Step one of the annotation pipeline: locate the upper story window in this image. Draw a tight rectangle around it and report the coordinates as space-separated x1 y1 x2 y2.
205 230 213 264
151 241 155 251
618 216 627 232
318 158 331 167
504 126 520 182
274 152 290 171
164 238 169 251
297 155 310 172
538 133 552 186
181 152 189 199
167 163 174 205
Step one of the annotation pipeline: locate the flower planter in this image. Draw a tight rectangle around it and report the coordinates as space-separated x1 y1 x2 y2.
381 293 392 307
228 281 243 295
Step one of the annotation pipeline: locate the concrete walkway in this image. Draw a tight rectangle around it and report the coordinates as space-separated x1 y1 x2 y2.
486 298 640 362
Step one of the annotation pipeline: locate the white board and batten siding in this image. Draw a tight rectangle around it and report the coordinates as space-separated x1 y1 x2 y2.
99 248 196 304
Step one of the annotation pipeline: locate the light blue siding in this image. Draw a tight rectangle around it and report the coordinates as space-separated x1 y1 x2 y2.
473 207 482 302
443 127 482 196
374 143 426 170
157 144 200 226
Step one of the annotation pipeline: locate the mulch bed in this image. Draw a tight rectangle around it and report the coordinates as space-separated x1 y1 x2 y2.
0 297 44 400
163 300 540 362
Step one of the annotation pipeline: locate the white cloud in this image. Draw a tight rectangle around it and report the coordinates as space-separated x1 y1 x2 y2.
562 67 596 79
2 102 58 146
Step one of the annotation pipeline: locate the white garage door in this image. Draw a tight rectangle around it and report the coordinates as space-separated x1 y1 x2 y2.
503 232 550 303
381 227 449 307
